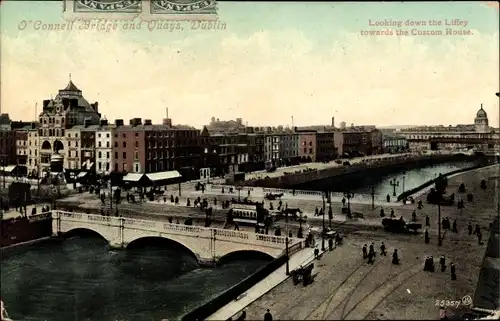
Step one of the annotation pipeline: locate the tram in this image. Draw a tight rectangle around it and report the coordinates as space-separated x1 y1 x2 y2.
229 204 270 228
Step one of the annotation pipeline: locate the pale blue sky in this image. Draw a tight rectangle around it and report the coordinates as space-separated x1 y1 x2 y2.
1 1 499 127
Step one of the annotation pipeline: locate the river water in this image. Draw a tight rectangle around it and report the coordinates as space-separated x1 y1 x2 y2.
308 161 480 199
0 237 270 321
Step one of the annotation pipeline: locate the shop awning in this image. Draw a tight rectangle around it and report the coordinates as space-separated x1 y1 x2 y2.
145 170 182 182
1 165 17 173
123 173 145 182
77 171 88 178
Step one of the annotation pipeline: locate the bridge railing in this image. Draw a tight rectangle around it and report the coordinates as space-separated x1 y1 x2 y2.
287 240 305 256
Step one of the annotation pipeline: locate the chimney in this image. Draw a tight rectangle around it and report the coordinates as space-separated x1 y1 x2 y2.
163 118 172 127
93 102 99 113
43 100 50 108
331 117 335 127
129 118 142 126
100 119 108 126
115 119 124 127
144 119 152 125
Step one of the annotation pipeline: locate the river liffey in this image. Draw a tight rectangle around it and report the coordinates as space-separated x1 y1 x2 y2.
305 161 481 200
352 161 480 197
0 236 270 321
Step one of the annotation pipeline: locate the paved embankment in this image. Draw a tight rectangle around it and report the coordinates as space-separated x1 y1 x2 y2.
226 165 498 320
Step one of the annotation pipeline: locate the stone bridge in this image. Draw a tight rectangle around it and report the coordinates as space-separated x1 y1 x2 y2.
51 211 304 265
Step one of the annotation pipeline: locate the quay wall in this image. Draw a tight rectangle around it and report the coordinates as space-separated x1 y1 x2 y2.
244 154 478 189
182 254 290 321
0 213 53 248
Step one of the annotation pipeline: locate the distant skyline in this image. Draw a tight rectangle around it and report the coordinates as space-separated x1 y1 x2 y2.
1 1 499 127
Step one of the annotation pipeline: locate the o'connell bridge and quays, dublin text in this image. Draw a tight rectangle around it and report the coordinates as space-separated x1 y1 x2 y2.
17 19 226 32
362 19 473 36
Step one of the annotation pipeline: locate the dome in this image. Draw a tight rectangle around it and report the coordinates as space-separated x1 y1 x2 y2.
476 105 487 118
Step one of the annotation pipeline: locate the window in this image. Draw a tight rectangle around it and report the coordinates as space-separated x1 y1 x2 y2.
135 141 139 148
114 142 118 148
107 152 110 159
135 133 138 137
98 141 101 147
106 142 110 148
123 152 126 159
106 163 110 171
98 151 102 158
114 163 118 171
122 163 127 171
122 134 126 138
123 142 126 148
76 141 78 147
309 148 313 154
98 133 101 138
135 151 139 160
115 152 118 159
98 162 102 170
135 164 139 172
106 133 110 138
75 151 78 157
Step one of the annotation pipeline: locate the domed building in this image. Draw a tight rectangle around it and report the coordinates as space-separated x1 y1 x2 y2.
474 104 489 133
398 104 498 153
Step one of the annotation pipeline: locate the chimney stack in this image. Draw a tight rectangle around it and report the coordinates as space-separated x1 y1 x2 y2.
115 119 124 127
331 117 335 127
144 119 152 125
163 118 172 127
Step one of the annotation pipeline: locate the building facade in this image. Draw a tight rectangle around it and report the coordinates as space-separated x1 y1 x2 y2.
95 121 115 175
27 128 40 176
383 136 408 153
15 130 28 167
398 105 498 152
316 131 335 162
66 127 81 170
113 119 144 173
298 131 316 161
38 80 100 173
342 127 382 156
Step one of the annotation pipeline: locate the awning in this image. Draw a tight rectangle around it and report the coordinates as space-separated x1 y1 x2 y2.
145 170 182 182
77 171 88 178
123 173 145 182
1 165 17 173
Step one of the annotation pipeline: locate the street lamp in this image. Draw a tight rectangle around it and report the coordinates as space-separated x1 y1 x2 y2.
402 172 406 194
321 191 326 251
438 202 442 246
343 192 354 215
390 179 399 197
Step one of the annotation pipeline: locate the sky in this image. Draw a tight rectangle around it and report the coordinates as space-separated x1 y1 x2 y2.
0 1 499 128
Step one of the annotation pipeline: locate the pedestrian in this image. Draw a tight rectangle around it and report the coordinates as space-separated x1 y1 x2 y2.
315 207 319 216
362 244 367 258
380 242 386 256
475 224 481 235
314 248 319 259
478 231 483 245
452 220 458 233
392 249 399 265
367 250 374 264
440 306 448 320
248 190 250 197
440 256 446 272
425 229 430 244
390 208 395 218
426 215 430 226
412 210 417 222
468 222 473 235
236 309 246 321
450 263 456 280
380 208 385 217
264 309 273 321
369 242 376 257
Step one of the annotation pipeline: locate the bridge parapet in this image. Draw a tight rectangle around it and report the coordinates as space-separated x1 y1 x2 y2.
51 211 303 265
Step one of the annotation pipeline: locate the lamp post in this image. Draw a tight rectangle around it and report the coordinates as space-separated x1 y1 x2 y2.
402 172 406 194
344 192 354 215
285 204 290 275
390 179 399 197
321 191 326 251
438 203 442 246
371 185 375 210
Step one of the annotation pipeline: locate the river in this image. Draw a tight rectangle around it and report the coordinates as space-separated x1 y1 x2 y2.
0 236 270 321
307 161 480 199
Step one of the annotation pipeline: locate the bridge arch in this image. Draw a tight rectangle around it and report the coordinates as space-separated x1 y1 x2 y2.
217 250 274 266
126 236 199 263
64 227 109 242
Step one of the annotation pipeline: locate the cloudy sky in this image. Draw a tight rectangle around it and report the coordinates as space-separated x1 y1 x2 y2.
1 1 499 127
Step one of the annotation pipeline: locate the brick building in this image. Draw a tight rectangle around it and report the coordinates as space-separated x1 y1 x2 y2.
15 130 28 167
342 127 383 156
298 131 317 161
